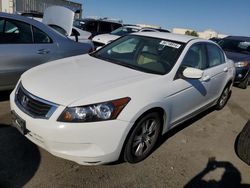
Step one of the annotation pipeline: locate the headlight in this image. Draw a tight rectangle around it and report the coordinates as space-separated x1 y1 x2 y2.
235 61 249 68
58 97 131 122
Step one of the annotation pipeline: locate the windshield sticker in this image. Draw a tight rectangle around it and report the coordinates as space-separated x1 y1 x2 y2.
159 41 181 49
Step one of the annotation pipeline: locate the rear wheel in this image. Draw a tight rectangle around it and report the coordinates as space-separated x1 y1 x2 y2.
235 121 250 165
215 86 231 110
124 112 162 163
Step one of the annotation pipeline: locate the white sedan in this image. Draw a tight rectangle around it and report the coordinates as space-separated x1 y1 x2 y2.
10 32 235 165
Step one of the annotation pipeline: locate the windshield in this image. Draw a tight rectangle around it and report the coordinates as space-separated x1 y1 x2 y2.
218 39 250 55
92 35 184 75
111 27 140 36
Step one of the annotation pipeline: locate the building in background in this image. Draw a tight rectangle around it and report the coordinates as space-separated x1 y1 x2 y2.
0 0 14 13
0 0 82 18
172 27 227 39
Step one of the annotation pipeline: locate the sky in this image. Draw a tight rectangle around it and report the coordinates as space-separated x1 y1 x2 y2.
72 0 249 36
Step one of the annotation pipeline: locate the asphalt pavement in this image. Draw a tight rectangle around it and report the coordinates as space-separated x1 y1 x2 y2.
0 87 249 188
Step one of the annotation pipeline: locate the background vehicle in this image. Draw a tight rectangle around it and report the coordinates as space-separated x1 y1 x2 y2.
73 17 122 37
235 120 250 165
209 37 222 43
10 33 235 165
0 12 93 91
21 7 92 43
218 36 250 89
92 25 170 48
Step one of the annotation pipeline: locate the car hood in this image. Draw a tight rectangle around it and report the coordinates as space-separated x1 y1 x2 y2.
93 34 120 44
43 6 74 36
225 51 250 62
21 55 156 106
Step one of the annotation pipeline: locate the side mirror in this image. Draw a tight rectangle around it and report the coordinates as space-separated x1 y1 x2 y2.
182 67 204 79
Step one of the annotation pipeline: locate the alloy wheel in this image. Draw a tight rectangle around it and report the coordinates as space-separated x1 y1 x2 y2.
132 119 158 157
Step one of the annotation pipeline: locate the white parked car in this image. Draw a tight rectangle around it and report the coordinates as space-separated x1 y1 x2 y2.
21 6 92 43
92 25 170 48
10 32 235 165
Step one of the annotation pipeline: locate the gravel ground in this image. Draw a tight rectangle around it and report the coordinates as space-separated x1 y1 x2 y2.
0 87 249 188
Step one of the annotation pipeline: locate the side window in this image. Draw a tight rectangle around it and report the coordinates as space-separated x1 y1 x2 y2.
182 44 207 70
207 44 225 67
5 20 19 33
33 26 52 43
0 19 32 44
99 22 111 33
85 21 98 33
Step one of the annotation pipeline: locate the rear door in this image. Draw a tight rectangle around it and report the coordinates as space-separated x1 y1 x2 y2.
0 17 58 88
204 43 228 100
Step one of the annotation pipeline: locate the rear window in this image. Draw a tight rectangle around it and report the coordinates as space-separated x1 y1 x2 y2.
111 27 140 36
33 26 52 43
85 21 98 32
99 22 111 33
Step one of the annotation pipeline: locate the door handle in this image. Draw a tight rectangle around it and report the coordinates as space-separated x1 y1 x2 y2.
202 75 210 82
223 67 228 72
37 49 50 54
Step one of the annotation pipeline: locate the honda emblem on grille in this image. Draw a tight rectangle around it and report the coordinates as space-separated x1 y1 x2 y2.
21 95 29 107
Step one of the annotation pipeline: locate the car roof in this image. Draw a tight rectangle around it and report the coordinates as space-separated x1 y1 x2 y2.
133 32 198 43
122 25 143 29
1 12 41 25
225 36 250 42
120 25 170 33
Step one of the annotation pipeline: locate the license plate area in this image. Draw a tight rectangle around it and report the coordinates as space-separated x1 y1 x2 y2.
11 111 29 135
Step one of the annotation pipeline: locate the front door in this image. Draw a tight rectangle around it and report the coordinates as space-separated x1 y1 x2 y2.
168 43 212 126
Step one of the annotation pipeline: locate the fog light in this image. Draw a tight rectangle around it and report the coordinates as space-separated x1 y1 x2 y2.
237 74 243 78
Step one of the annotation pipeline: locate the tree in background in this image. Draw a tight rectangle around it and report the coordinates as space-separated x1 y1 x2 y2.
185 30 199 37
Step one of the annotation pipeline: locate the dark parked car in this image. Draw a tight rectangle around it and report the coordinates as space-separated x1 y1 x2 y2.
0 12 93 91
218 36 250 89
235 120 250 165
73 18 122 37
209 37 222 43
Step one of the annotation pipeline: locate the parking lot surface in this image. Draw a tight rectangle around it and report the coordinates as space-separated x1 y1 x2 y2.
0 87 250 188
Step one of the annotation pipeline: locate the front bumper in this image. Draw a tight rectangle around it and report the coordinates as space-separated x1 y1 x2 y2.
10 90 133 165
234 67 249 83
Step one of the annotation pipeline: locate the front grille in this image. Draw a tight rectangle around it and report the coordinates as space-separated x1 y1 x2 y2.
15 83 58 119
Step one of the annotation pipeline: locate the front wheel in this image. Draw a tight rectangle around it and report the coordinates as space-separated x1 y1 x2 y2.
215 86 231 110
239 74 250 89
123 112 162 163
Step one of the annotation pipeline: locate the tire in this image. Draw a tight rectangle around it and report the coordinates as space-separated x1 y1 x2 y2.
238 74 250 89
235 121 250 165
123 112 162 163
215 86 231 110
